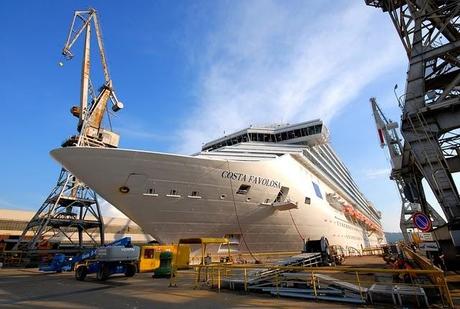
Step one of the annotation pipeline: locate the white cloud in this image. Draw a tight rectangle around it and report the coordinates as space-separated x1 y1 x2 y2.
364 167 391 179
176 1 405 154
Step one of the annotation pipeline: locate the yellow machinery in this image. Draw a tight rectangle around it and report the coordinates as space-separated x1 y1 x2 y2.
175 237 231 265
169 238 231 286
138 244 190 273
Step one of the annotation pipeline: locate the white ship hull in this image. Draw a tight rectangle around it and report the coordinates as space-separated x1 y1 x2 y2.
51 147 384 253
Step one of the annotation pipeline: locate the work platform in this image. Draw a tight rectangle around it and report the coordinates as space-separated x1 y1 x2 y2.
0 251 456 307
177 252 454 308
0 268 356 308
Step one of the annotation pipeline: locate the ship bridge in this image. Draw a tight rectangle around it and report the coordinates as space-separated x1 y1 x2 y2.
201 119 328 152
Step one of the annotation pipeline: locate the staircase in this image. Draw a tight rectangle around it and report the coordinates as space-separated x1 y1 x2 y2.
247 253 323 288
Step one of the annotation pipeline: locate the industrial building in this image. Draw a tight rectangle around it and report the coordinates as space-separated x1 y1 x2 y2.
0 208 153 249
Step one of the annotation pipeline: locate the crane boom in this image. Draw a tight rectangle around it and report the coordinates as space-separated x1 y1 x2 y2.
61 8 123 147
370 98 403 170
62 9 110 82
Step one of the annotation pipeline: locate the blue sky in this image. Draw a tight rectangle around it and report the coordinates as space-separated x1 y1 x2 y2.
0 1 443 232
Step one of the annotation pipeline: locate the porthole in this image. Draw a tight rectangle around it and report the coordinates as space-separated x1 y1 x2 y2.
220 194 226 200
119 186 130 193
246 197 251 202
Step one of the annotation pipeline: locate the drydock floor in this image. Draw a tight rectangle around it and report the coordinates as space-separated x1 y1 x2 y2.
0 268 362 308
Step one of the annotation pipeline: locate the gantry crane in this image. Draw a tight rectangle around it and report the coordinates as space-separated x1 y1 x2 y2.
14 8 123 251
366 0 460 267
371 97 445 241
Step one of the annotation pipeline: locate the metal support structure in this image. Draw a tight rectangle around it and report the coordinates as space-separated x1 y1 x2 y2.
366 0 460 246
13 169 104 250
371 98 445 241
13 8 123 251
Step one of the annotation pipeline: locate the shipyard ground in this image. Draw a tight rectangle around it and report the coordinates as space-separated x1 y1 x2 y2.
0 268 361 308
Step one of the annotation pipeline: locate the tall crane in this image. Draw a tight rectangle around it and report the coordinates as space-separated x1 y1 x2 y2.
370 97 445 241
14 8 123 251
366 0 460 268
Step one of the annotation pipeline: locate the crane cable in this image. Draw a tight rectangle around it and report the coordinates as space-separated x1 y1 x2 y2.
226 160 260 263
288 209 305 241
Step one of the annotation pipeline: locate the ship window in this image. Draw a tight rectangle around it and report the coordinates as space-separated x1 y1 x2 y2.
220 194 226 200
143 187 158 197
188 191 202 199
144 249 154 259
167 189 181 197
312 182 322 199
237 184 251 195
304 197 311 204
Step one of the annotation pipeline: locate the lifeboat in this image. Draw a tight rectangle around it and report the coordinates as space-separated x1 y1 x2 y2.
343 206 379 231
343 205 353 214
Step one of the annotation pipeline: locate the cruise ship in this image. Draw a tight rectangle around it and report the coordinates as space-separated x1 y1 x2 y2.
51 119 386 254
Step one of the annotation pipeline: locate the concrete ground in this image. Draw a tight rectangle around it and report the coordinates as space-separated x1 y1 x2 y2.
0 268 362 309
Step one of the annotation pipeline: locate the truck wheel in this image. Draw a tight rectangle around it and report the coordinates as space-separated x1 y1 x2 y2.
125 264 136 277
75 266 87 281
96 263 109 281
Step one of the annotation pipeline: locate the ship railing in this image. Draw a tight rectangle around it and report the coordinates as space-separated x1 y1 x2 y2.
169 263 453 308
362 246 384 256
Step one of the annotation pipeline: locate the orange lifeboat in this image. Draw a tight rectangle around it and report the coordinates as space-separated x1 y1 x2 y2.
343 205 353 214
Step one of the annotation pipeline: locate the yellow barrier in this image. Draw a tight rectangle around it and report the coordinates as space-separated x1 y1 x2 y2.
361 247 384 256
170 263 453 308
189 250 302 265
401 245 453 308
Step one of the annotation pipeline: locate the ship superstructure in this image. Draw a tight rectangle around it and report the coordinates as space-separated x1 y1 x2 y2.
51 119 386 254
198 120 382 228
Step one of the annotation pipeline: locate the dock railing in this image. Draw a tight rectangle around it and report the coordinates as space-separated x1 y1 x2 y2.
361 246 384 256
170 263 454 308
